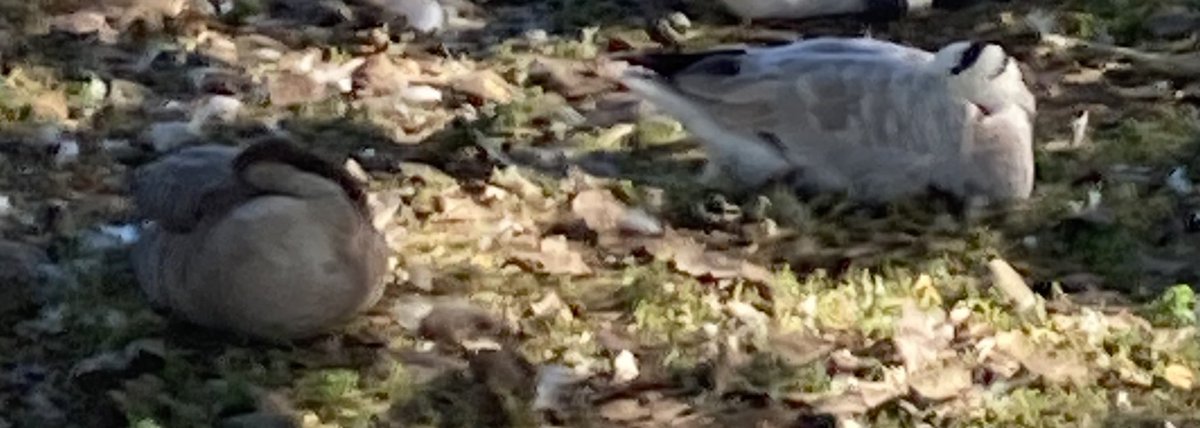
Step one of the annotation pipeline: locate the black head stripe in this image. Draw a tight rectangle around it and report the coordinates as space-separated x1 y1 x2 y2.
950 41 988 75
233 138 369 214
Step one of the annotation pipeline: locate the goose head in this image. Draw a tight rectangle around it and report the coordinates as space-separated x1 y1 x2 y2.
932 41 1037 120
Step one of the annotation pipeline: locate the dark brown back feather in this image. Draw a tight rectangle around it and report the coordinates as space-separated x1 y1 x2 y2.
232 138 369 215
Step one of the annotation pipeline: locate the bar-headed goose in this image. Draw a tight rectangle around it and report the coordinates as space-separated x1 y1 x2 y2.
617 37 1036 204
130 139 390 341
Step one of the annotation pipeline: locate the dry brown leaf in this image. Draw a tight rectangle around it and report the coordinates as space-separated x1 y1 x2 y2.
598 398 650 423
572 189 628 235
994 330 1090 386
893 300 954 373
266 72 327 107
768 331 835 366
1025 349 1090 386
434 194 499 222
352 54 410 97
987 259 1038 313
530 291 567 318
1113 355 1153 387
50 11 119 44
509 235 592 276
490 167 544 203
530 57 614 99
452 70 514 103
795 368 908 416
31 92 70 122
1163 364 1195 390
909 361 973 401
645 232 772 284
1153 327 1197 352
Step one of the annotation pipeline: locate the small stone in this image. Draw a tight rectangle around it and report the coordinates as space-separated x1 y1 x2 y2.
666 12 692 31
399 85 442 104
532 364 579 412
194 95 243 125
141 121 201 153
383 0 445 33
612 349 639 383
54 140 80 166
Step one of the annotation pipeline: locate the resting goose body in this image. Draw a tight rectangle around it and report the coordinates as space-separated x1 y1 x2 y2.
130 140 389 341
618 37 1037 204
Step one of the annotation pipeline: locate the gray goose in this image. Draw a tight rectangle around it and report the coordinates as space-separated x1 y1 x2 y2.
618 37 1037 205
130 139 390 341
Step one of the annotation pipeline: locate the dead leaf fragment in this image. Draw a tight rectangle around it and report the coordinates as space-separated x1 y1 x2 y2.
646 232 772 284
768 331 835 366
530 57 613 99
988 259 1038 313
510 235 592 276
490 167 544 202
435 194 499 222
794 368 909 416
353 54 410 97
1163 364 1195 390
266 72 327 107
893 300 954 373
530 292 566 318
599 398 650 422
31 92 70 122
994 330 1091 386
571 189 627 234
50 11 119 44
452 70 513 103
909 362 972 400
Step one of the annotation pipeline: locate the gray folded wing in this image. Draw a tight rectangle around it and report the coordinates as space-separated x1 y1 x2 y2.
748 37 935 64
640 46 976 200
129 145 245 233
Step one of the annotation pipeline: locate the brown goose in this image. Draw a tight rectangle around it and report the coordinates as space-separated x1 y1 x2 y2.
130 139 390 341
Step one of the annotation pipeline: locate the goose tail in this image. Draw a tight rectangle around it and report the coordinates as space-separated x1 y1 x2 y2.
617 70 734 150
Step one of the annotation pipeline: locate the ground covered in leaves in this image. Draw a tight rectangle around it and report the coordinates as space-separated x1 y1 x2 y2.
3 0 1200 426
